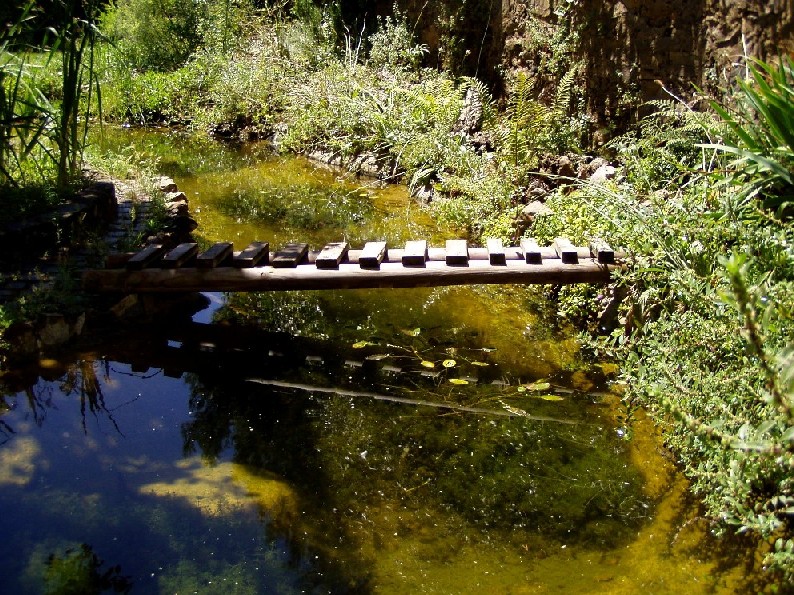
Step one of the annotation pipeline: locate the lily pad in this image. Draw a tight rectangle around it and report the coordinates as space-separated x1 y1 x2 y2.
449 378 469 385
352 340 372 349
402 328 422 337
538 394 565 401
442 359 457 368
471 361 490 367
420 360 435 368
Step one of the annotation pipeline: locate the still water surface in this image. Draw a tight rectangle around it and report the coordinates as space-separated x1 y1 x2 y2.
0 130 763 593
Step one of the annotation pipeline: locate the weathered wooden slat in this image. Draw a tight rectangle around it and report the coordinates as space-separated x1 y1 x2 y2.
272 243 309 268
520 238 543 264
162 243 199 269
83 258 618 293
126 244 166 270
197 242 233 268
486 238 506 265
316 242 349 269
553 237 579 264
402 240 428 267
359 241 387 269
233 241 269 268
590 239 615 264
446 239 469 266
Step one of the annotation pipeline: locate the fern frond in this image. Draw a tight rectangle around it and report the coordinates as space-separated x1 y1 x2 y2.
553 69 576 116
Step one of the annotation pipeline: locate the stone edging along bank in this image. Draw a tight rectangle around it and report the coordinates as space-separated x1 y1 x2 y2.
0 175 197 363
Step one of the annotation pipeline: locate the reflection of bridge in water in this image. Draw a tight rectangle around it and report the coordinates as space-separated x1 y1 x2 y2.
82 237 621 293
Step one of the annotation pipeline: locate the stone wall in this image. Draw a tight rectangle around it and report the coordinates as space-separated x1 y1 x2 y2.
391 0 793 129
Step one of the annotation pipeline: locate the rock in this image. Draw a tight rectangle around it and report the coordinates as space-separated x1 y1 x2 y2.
165 191 188 203
589 164 617 183
167 200 190 217
156 177 178 193
39 313 71 346
454 86 484 135
556 155 576 178
521 201 551 220
577 157 608 179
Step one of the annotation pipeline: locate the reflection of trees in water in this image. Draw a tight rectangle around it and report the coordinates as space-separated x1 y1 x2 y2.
180 361 649 589
45 543 133 594
0 359 144 441
59 359 126 436
181 370 376 592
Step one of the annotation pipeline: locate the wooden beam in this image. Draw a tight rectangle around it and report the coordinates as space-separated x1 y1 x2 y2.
83 258 618 293
197 242 233 268
520 238 542 264
445 239 469 266
486 238 506 266
553 237 578 264
402 240 428 267
127 244 165 270
161 243 198 269
272 243 308 268
359 241 387 269
233 241 269 268
590 239 615 264
316 242 349 269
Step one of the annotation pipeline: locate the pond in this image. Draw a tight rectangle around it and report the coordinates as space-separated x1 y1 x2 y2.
0 130 764 593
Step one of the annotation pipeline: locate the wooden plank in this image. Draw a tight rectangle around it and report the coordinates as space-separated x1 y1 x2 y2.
520 238 543 264
272 243 309 268
83 259 620 293
197 242 233 268
589 239 615 264
402 240 428 267
162 243 198 269
233 241 269 268
359 241 387 269
316 242 349 269
126 244 166 270
445 239 469 266
486 238 506 266
553 237 578 264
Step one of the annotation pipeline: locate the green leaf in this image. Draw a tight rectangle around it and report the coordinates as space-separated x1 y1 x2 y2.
402 327 421 337
420 360 435 368
366 354 389 361
449 378 469 385
471 361 490 367
442 359 456 368
523 381 551 392
352 340 372 348
538 394 565 401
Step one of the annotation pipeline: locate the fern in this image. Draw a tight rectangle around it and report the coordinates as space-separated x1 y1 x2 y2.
552 69 575 117
494 70 583 168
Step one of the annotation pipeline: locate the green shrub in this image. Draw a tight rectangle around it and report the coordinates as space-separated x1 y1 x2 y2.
532 57 794 579
367 9 428 72
103 0 206 71
704 56 794 214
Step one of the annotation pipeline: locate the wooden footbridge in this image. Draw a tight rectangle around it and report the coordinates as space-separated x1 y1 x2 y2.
82 237 621 293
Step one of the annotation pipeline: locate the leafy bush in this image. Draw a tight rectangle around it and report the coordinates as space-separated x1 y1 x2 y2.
103 0 207 71
529 57 794 579
367 9 428 72
704 56 794 213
